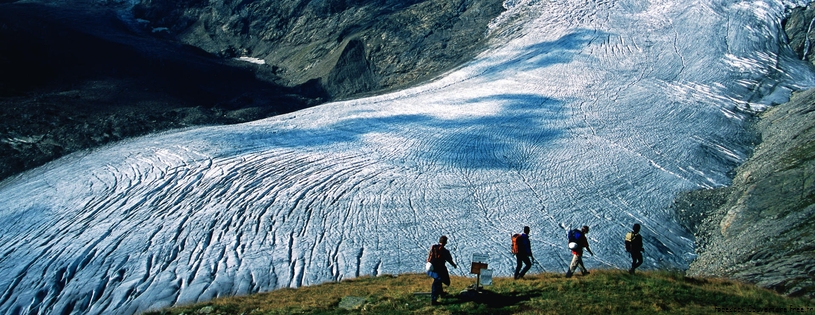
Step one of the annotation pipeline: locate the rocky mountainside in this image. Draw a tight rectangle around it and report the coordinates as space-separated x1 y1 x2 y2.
682 87 815 298
0 0 504 181
131 0 506 99
678 4 815 298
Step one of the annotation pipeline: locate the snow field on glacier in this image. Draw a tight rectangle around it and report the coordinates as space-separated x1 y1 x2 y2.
1 0 814 314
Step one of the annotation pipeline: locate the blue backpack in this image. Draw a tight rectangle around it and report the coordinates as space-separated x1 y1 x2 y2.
568 229 582 243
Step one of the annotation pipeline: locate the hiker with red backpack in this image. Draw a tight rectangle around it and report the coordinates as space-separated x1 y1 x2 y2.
512 226 534 280
566 225 594 278
426 235 458 305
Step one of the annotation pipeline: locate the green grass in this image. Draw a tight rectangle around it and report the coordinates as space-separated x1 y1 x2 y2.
142 270 815 315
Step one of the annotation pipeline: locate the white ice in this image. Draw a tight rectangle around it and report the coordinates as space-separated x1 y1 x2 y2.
1 0 814 314
235 57 266 65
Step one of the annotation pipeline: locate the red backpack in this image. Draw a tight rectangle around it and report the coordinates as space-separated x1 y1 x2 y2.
427 245 444 262
511 234 521 254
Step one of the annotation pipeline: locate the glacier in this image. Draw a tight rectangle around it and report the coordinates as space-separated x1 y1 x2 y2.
2 0 815 314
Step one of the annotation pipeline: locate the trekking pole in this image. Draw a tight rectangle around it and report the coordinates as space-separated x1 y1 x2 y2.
532 257 546 273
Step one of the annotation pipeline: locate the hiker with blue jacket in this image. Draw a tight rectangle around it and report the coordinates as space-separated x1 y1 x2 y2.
566 225 594 278
513 226 534 280
426 235 457 305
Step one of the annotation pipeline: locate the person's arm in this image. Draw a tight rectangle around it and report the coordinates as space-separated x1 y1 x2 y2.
582 238 594 256
638 235 644 252
525 236 533 257
445 249 457 268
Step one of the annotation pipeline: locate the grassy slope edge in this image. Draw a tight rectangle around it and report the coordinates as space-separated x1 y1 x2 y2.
142 271 815 314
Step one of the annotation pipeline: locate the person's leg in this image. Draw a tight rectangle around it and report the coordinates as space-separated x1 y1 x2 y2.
431 278 442 304
520 255 532 278
514 255 523 279
567 254 579 277
577 256 588 274
630 251 643 273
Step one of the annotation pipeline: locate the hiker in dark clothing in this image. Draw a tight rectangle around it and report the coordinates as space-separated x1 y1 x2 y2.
566 225 594 278
427 235 457 305
626 223 644 274
514 226 533 279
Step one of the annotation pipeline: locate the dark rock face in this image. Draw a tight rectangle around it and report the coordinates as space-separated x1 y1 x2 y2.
784 3 815 64
325 39 379 96
683 88 815 299
131 0 506 98
0 0 504 181
0 1 326 181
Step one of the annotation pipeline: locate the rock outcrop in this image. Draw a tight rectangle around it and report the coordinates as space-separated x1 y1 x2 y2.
131 0 506 98
784 3 815 65
682 88 815 298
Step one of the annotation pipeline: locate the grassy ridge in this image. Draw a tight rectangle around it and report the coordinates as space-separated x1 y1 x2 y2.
143 270 815 314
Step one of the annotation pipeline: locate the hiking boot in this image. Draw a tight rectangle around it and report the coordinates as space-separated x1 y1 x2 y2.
431 300 440 306
582 270 590 276
628 268 635 274
565 271 573 278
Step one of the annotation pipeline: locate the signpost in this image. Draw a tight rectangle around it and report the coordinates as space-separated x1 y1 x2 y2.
470 253 491 291
479 269 493 286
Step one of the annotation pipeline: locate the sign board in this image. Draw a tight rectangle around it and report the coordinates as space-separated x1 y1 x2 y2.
479 269 493 286
470 262 488 274
472 253 489 263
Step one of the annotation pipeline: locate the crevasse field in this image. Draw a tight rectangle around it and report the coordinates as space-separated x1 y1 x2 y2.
2 0 814 314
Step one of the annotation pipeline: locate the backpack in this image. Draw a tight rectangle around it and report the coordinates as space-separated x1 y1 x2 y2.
625 231 637 252
427 245 444 262
511 234 521 254
568 229 582 243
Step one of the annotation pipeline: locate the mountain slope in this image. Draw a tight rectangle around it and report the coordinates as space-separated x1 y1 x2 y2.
131 0 506 98
675 4 815 299
0 1 325 181
682 87 815 298
1 0 814 314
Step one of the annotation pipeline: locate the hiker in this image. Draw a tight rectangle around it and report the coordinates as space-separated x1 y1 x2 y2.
625 223 644 274
426 235 458 305
513 226 534 279
566 225 594 278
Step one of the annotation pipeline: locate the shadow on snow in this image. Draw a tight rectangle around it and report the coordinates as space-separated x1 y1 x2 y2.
222 93 567 170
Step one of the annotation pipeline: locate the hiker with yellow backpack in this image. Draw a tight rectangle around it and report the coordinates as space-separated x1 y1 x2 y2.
625 223 644 274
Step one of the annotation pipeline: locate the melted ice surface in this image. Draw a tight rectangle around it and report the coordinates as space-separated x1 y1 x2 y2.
2 0 814 314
